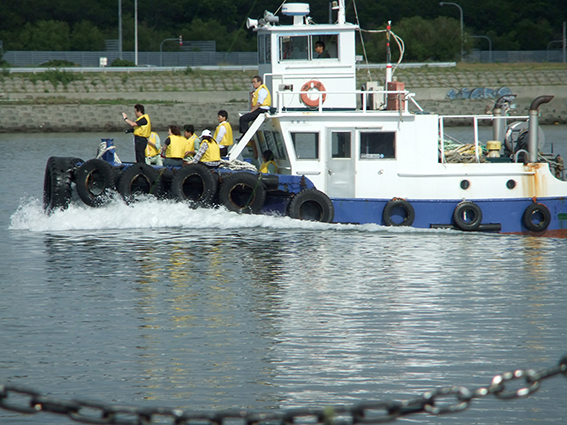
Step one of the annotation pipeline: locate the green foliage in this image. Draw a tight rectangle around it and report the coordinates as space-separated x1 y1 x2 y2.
111 59 136 67
70 21 106 51
0 0 565 54
40 60 78 68
363 17 473 62
16 20 71 51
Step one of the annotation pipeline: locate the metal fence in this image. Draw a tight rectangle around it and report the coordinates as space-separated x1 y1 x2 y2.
3 50 257 68
466 49 566 63
2 49 566 68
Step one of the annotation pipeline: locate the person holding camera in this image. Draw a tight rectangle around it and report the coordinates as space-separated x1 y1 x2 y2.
122 104 151 163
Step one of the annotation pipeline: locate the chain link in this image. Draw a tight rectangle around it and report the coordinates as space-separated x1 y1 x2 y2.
1 354 566 425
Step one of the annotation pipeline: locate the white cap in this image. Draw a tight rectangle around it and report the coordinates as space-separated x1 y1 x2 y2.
201 129 212 138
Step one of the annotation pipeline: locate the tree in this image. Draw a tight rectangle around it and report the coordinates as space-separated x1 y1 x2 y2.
363 16 472 63
16 20 71 51
70 21 106 51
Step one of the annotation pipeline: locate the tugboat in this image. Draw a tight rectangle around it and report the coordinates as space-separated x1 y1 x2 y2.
44 0 567 236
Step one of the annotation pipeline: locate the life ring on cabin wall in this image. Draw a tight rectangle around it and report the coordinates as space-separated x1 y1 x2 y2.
453 201 483 231
382 198 415 226
522 202 551 232
300 80 327 108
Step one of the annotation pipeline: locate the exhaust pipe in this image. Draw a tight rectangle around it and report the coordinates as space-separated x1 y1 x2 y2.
528 95 554 163
492 94 516 142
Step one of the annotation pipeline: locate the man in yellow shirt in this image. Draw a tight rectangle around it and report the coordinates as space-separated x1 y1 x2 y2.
239 75 271 136
122 103 151 163
213 110 233 157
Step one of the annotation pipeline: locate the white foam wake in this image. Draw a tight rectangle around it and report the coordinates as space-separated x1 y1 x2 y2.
9 197 448 235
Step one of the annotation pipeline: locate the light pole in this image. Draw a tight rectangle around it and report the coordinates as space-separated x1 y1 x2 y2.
470 35 492 63
160 37 182 67
439 2 463 62
134 0 138 65
118 0 122 59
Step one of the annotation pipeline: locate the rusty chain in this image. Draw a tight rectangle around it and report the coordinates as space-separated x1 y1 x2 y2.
1 353 566 425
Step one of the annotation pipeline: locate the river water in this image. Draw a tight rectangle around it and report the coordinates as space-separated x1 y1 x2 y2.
1 128 567 424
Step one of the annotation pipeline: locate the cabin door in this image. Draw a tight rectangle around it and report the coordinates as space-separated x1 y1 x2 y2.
326 129 355 198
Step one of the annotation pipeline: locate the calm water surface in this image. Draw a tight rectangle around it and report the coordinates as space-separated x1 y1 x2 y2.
1 129 566 424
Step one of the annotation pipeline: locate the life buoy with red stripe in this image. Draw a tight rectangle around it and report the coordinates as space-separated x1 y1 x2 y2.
300 80 327 108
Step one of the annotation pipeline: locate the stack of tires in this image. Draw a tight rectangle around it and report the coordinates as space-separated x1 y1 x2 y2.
43 157 335 223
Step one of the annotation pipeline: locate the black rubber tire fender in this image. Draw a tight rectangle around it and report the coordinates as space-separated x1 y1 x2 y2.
288 189 334 222
171 163 218 206
218 172 267 214
116 163 161 203
522 203 551 232
75 159 117 207
453 201 483 231
43 157 80 213
382 198 415 226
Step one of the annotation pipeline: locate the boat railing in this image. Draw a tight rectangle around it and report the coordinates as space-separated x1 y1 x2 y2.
438 114 529 164
273 87 420 113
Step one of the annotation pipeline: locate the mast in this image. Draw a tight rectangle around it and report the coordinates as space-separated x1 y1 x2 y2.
385 20 392 84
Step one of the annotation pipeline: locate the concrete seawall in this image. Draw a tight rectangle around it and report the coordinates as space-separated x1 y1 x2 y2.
1 68 566 132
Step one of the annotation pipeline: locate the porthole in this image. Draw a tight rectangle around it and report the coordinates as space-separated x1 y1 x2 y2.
506 179 516 189
460 180 470 190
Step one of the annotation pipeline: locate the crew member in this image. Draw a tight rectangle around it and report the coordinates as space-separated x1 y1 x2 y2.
239 75 271 135
145 131 162 166
214 110 233 157
259 150 277 174
314 41 330 58
122 104 151 163
162 125 188 167
191 129 221 168
183 124 198 159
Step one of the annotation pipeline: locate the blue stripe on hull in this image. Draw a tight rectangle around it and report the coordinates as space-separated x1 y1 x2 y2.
331 197 567 235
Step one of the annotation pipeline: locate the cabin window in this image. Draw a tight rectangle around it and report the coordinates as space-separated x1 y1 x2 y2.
280 35 309 60
257 130 288 161
313 34 338 59
265 131 288 160
359 132 396 159
279 34 339 61
291 132 319 159
258 34 271 64
331 132 351 158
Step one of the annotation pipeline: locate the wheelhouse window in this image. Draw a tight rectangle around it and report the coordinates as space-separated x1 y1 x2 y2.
257 34 271 64
258 130 288 161
279 33 338 61
291 132 319 159
360 132 396 159
280 35 309 60
332 132 351 158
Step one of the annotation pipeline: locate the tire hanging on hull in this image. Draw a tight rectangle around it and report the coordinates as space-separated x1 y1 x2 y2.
43 157 84 213
116 163 161 203
522 203 551 232
75 159 117 207
288 189 334 222
171 164 218 207
453 201 483 231
218 172 266 214
382 198 415 226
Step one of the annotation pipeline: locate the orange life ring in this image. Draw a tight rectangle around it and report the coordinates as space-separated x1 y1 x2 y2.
300 80 327 108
